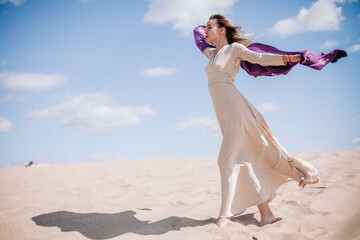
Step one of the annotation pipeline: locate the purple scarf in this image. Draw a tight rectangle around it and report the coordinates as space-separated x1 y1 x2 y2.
193 25 347 77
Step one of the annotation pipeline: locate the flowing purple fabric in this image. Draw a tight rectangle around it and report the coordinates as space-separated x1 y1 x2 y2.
193 25 215 51
193 25 348 78
241 43 347 77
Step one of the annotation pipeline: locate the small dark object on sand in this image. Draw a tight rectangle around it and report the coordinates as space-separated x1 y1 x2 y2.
252 236 258 240
25 161 35 167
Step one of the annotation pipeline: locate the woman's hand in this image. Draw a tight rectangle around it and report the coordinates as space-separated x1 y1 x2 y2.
282 54 302 64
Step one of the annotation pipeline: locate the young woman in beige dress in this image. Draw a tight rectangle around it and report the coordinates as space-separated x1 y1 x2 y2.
194 14 319 227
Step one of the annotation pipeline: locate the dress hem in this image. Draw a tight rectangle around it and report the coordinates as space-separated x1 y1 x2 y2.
218 176 295 218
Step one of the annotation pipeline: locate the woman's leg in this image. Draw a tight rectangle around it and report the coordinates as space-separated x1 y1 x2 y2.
257 201 277 227
216 216 230 227
217 132 243 212
216 132 239 227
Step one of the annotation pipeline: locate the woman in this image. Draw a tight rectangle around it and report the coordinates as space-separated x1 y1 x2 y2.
193 14 322 228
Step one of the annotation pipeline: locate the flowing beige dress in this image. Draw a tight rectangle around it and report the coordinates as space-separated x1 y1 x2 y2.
203 43 318 218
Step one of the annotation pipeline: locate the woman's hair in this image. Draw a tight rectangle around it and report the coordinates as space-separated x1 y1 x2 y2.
209 14 254 47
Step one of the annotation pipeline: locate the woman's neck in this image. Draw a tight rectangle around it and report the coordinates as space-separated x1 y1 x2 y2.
214 37 229 52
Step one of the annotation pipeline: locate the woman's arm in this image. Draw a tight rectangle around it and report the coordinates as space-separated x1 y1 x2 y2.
193 25 215 52
235 43 302 66
282 54 302 65
240 42 347 77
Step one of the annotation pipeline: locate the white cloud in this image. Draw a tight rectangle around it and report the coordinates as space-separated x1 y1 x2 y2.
348 44 360 52
268 0 345 38
0 72 66 91
143 0 235 36
140 67 177 78
321 40 339 49
348 138 360 144
0 0 26 5
27 93 155 133
0 116 14 132
256 102 281 113
173 115 221 138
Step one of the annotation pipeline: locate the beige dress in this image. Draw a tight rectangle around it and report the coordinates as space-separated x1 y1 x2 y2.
203 43 318 218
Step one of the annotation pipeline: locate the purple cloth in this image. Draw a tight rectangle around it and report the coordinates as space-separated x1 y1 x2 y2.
193 25 347 78
193 25 215 52
241 43 347 77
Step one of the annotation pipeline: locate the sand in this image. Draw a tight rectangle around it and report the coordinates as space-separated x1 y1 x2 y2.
1 149 359 240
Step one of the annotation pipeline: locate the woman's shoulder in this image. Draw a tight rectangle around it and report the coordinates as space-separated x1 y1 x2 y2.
230 42 247 49
203 47 216 59
205 47 216 55
229 42 249 56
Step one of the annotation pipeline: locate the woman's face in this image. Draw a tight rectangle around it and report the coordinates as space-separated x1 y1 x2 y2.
205 19 221 43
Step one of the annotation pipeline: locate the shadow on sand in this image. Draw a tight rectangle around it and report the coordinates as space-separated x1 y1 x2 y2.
230 213 260 226
32 209 215 239
230 213 282 227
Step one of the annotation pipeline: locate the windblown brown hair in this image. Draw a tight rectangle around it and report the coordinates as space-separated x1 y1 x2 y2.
209 14 254 47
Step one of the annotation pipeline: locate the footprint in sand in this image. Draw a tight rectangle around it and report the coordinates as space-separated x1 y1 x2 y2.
345 174 356 179
284 200 300 206
298 221 328 237
314 210 329 216
302 207 315 215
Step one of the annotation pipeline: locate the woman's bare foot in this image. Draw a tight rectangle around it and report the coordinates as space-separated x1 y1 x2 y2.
257 201 278 227
216 217 230 227
259 216 277 227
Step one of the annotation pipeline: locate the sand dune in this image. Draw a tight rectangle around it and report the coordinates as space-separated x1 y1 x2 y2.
1 149 359 240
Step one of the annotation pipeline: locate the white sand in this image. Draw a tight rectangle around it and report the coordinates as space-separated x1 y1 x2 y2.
1 149 359 240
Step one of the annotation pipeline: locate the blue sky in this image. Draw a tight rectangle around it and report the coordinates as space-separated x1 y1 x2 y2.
0 0 359 168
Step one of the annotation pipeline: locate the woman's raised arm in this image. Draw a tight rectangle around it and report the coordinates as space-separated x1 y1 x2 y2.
282 54 302 65
193 25 215 52
234 42 289 66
